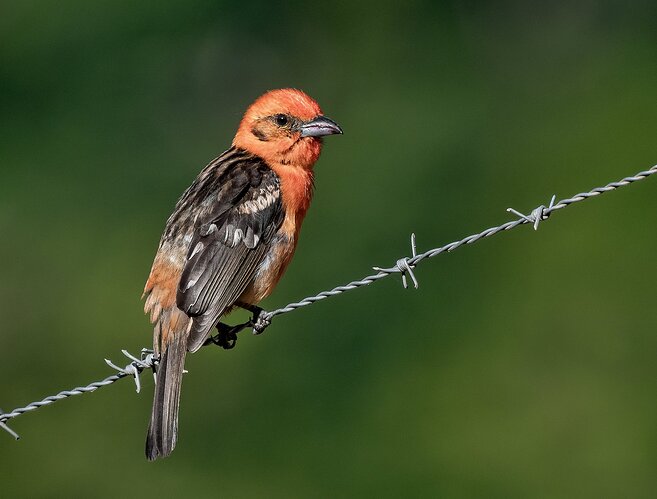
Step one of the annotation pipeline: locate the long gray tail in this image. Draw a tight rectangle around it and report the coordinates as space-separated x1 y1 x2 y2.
146 331 187 460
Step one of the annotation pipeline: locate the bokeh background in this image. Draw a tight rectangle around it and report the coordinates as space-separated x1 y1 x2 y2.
1 1 656 497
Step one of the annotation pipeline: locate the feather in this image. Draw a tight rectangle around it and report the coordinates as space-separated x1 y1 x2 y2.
171 152 285 351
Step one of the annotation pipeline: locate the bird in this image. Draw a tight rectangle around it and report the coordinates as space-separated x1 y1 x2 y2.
142 88 342 460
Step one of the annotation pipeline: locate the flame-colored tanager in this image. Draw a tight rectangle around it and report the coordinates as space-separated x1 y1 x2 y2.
142 89 342 460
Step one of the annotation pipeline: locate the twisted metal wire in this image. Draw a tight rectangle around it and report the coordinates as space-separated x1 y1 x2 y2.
0 350 156 439
1 164 655 439
260 165 657 321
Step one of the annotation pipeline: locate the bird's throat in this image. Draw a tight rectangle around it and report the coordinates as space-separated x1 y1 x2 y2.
271 162 315 233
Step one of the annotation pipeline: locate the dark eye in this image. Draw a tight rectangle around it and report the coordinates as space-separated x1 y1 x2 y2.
275 114 288 126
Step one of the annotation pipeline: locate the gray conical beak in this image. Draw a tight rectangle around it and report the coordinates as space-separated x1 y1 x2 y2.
299 115 343 137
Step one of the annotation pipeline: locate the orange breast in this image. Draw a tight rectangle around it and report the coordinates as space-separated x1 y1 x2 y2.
270 162 314 232
239 229 296 305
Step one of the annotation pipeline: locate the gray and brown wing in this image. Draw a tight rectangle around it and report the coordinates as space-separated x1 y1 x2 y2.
176 159 284 352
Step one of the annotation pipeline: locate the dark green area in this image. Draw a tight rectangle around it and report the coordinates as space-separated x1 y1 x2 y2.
1 1 656 497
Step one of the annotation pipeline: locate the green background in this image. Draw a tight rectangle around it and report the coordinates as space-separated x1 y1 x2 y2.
1 1 656 497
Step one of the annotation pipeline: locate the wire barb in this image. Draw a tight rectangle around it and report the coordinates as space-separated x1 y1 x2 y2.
104 349 156 393
0 164 655 440
507 194 557 230
0 409 20 440
373 233 420 289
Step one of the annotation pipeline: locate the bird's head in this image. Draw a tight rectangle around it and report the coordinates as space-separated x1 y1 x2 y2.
233 88 342 170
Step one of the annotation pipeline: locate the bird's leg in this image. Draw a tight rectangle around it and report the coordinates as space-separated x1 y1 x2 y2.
236 302 262 315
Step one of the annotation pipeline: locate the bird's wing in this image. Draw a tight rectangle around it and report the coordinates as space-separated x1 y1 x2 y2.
175 151 284 351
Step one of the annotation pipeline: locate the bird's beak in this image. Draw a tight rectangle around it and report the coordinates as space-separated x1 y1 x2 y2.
299 115 343 137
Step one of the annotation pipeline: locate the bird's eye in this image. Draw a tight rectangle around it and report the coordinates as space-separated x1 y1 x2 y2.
275 114 289 126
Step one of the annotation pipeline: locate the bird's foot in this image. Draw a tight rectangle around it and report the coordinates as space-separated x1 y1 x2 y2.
205 322 246 350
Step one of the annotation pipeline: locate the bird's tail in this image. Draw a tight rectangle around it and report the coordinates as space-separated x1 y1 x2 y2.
146 311 190 460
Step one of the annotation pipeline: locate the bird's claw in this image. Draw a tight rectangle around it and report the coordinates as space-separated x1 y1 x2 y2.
207 323 241 350
216 330 238 349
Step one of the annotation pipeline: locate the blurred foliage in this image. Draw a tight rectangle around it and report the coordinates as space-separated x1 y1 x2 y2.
1 1 657 497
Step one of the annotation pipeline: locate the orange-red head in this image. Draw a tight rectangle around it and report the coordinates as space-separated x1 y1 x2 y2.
233 88 342 170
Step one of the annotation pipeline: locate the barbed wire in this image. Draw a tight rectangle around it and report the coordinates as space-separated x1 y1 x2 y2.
259 165 657 321
1 164 656 440
0 350 157 440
